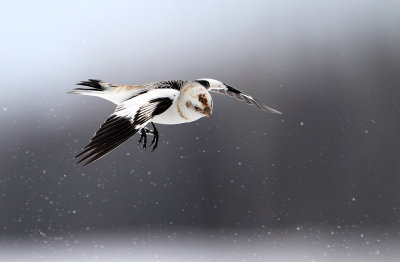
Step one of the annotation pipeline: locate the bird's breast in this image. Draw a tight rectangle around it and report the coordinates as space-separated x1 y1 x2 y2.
152 102 201 125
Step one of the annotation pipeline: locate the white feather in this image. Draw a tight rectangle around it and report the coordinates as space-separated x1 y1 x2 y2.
115 88 180 124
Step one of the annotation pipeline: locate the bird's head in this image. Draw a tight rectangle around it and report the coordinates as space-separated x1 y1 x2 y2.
181 83 213 120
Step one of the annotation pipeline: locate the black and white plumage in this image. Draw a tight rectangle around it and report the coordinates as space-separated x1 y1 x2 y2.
69 78 281 166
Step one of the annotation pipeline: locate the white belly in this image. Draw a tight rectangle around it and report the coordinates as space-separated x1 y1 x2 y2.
152 103 202 125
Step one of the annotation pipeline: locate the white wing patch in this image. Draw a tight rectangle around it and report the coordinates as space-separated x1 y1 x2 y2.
75 89 179 166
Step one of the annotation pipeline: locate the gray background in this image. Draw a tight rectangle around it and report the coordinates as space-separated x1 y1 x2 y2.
1 0 400 260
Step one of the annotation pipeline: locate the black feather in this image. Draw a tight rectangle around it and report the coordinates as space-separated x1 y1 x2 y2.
157 80 187 91
75 116 138 166
224 84 241 94
150 98 174 116
75 79 105 91
196 80 210 88
133 97 173 127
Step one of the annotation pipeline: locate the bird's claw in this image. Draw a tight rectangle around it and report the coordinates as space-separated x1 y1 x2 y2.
149 122 159 152
138 128 147 150
138 123 159 152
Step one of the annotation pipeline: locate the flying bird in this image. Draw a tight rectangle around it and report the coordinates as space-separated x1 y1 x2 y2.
69 78 281 166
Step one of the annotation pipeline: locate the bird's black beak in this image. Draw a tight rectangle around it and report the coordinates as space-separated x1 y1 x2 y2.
203 107 212 118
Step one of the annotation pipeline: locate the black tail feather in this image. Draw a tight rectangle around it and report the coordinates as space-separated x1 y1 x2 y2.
75 79 105 91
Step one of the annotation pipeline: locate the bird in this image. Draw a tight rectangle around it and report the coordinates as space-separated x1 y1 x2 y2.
69 78 282 167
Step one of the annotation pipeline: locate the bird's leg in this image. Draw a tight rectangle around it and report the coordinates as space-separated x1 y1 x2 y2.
149 122 159 152
138 128 147 150
138 123 159 151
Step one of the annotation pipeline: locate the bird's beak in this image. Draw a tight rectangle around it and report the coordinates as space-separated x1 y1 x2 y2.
203 107 212 118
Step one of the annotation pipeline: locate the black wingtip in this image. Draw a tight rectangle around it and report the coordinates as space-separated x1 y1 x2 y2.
224 84 241 94
74 115 138 167
80 157 97 168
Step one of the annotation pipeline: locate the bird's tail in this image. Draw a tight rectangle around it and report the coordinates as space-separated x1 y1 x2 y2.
68 79 110 94
68 79 120 103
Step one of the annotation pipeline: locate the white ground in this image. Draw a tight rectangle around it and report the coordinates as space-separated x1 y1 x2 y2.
1 228 399 262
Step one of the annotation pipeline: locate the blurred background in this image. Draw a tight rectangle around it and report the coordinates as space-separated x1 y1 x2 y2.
1 0 400 261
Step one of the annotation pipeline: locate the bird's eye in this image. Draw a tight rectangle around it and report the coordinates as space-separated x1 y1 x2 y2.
194 106 200 111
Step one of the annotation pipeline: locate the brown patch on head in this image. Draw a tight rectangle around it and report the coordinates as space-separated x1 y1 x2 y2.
198 93 208 106
186 101 191 108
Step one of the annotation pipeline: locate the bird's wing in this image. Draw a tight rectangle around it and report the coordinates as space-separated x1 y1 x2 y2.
208 85 282 114
69 79 187 104
75 89 178 167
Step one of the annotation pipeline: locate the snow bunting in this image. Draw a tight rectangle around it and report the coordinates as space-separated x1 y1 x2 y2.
69 78 281 166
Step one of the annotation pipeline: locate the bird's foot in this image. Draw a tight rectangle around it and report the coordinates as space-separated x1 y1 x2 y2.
149 122 159 152
138 128 147 150
138 123 159 151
